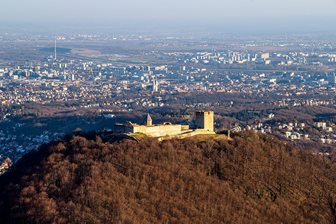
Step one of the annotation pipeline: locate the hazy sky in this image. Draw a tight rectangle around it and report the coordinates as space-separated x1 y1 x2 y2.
1 0 336 33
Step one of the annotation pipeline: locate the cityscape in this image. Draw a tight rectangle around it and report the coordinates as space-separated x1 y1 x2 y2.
0 33 336 165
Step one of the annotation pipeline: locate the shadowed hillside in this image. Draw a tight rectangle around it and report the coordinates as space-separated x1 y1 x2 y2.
0 132 336 224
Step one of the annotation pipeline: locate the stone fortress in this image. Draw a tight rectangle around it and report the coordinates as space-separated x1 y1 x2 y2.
115 111 216 139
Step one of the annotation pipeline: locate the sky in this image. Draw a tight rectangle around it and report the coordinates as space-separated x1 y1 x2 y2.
1 0 336 34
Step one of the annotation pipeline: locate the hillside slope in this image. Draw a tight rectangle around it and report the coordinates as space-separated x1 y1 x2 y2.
0 132 336 224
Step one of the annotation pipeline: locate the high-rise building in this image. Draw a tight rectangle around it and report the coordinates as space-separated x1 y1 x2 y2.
153 75 159 93
261 52 270 60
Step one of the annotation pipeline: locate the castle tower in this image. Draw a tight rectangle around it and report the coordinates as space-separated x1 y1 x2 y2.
195 111 214 132
146 114 153 126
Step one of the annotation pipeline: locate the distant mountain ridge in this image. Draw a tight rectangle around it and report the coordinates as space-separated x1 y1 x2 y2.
0 131 335 224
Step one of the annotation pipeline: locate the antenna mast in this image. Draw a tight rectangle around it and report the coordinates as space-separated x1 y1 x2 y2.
54 38 57 61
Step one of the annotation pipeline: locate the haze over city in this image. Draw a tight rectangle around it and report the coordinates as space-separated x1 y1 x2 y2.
1 0 336 34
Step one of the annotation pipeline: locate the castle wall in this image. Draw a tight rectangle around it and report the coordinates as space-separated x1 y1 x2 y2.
132 124 184 137
158 129 216 141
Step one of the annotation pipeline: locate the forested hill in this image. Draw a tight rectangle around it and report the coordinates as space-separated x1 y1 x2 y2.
0 132 336 224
